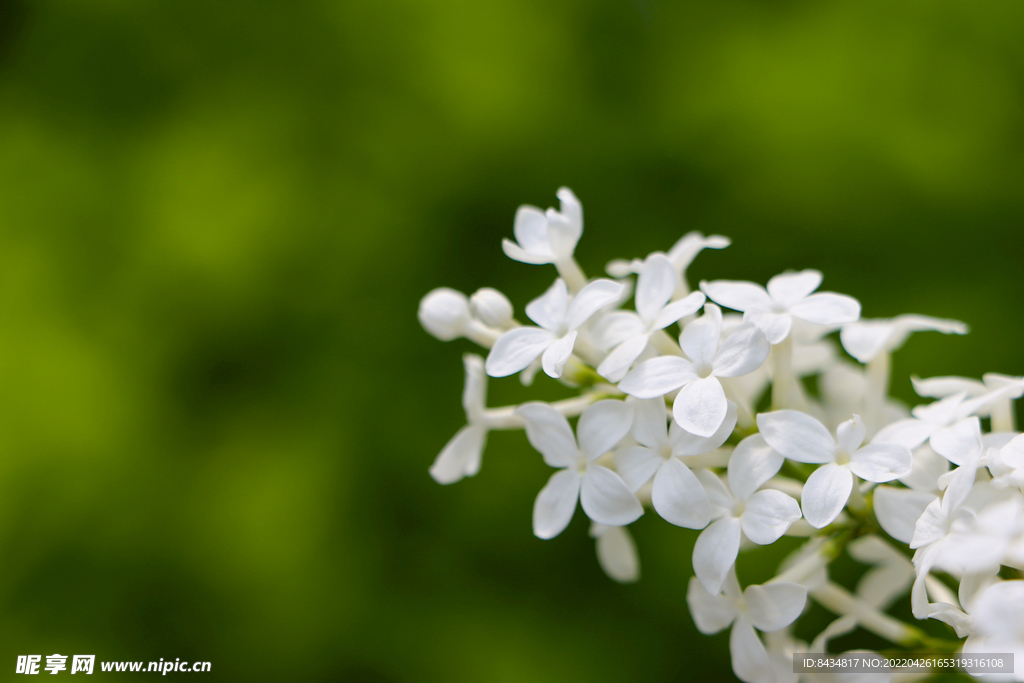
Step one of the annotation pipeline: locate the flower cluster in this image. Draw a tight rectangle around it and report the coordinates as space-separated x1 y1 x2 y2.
418 188 1024 683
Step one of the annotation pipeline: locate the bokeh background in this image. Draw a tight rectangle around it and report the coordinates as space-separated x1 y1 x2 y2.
0 0 1022 680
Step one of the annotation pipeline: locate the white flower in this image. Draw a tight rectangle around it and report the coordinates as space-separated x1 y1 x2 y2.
988 433 1024 489
757 412 912 528
429 354 490 484
595 253 706 381
871 388 1016 452
501 187 583 265
691 435 802 594
418 287 472 341
872 485 937 545
485 277 623 379
613 397 737 529
839 315 967 364
701 270 861 345
590 523 640 583
606 231 730 297
515 400 642 539
687 570 807 683
619 304 769 437
962 580 1024 682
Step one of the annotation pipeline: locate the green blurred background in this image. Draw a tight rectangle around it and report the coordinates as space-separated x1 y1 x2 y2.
0 0 1021 680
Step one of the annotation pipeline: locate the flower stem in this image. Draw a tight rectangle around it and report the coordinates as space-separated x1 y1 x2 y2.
771 336 794 410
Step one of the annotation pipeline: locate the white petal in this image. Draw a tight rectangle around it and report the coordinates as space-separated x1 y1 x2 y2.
652 458 712 529
693 468 735 511
513 205 550 254
686 576 737 635
801 463 853 528
514 402 579 468
870 418 935 450
741 490 802 545
900 444 949 492
998 433 1024 469
729 617 771 683
577 399 633 462
669 232 730 271
788 292 861 325
533 469 582 539
545 211 580 261
589 311 646 350
743 310 793 345
555 187 583 233
670 400 737 456
756 410 836 464
929 416 982 466
597 333 650 382
525 279 569 330
688 577 737 634
628 397 668 449
652 291 706 330
840 321 896 364
911 375 985 399
502 238 551 264
874 486 936 544
541 331 577 378
744 582 808 632
700 280 771 312
619 356 697 399
580 465 644 526
485 327 555 377
596 526 639 583
566 279 624 331
728 434 783 502
766 270 822 307
613 446 664 492
673 376 728 438
429 425 486 484
693 516 742 594
712 322 770 378
849 443 913 482
635 253 677 323
909 498 945 549
836 415 866 454
680 304 722 368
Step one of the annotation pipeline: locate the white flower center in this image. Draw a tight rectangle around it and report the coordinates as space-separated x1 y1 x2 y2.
835 449 851 465
696 363 713 379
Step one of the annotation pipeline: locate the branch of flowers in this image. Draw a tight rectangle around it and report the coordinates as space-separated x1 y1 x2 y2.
811 581 959 650
482 393 610 429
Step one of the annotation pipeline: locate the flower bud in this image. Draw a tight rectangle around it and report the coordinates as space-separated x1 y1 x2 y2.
418 288 470 341
469 287 514 328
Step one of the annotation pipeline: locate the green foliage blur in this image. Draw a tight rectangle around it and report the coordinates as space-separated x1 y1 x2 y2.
0 0 1021 680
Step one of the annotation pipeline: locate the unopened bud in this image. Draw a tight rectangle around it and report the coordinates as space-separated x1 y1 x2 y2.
470 288 514 328
419 288 470 341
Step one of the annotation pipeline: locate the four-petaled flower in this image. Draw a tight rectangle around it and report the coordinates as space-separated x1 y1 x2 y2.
515 400 642 540
486 277 623 379
619 304 769 437
758 412 912 528
702 270 860 345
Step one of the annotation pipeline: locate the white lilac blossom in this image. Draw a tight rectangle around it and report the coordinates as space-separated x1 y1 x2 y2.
618 304 769 437
419 187 1023 681
758 412 912 528
485 277 623 379
701 270 861 345
516 400 642 539
687 570 807 683
595 253 706 382
613 397 737 529
691 434 802 594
